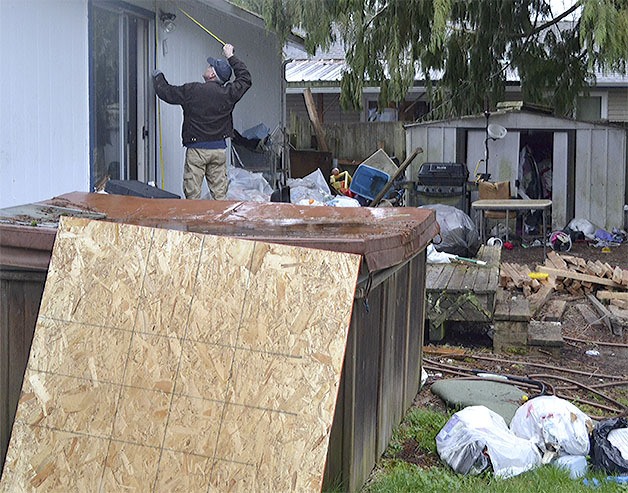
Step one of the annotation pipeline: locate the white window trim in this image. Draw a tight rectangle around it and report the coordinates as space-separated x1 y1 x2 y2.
578 90 608 119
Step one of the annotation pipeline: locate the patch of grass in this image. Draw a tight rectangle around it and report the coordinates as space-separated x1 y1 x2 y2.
386 408 450 457
367 457 621 493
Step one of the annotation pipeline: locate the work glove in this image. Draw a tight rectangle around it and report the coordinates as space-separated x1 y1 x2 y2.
152 69 163 78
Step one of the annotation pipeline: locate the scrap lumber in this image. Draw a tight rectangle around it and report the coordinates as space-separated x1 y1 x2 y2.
546 251 568 270
501 252 627 301
612 266 623 284
542 299 567 322
610 299 628 310
303 88 329 152
596 291 628 301
537 266 624 289
527 284 554 316
586 294 613 333
576 303 606 331
607 305 627 336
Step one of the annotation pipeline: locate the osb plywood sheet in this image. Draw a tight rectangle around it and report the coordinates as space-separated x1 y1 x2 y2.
0 217 361 492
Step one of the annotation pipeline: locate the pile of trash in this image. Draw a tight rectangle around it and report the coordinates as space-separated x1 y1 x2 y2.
435 395 628 480
227 147 407 207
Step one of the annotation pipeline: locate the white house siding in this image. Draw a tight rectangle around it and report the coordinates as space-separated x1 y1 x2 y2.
0 0 89 208
154 1 283 196
607 88 628 122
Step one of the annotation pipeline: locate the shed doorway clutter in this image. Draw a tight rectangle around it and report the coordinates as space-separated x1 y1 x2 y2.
518 131 553 236
0 217 361 491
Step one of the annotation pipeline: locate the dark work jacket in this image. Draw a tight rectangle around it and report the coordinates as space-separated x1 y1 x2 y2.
153 56 252 146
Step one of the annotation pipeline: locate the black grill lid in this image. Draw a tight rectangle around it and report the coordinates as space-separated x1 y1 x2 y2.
417 162 468 186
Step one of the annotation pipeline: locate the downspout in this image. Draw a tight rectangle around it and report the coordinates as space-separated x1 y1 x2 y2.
281 58 292 185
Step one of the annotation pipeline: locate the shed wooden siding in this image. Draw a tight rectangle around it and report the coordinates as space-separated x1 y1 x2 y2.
607 88 628 122
0 0 90 209
405 126 458 186
575 128 627 229
406 113 627 230
0 270 45 470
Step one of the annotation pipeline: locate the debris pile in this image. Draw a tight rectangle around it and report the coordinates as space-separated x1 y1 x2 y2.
501 251 628 297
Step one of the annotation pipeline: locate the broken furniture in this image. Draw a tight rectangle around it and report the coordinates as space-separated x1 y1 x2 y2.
425 244 501 341
0 193 438 492
472 199 552 256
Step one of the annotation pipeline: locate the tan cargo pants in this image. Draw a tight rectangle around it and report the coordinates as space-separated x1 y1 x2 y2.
183 147 228 200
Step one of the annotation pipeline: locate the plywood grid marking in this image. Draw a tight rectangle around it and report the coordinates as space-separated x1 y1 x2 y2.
0 217 361 492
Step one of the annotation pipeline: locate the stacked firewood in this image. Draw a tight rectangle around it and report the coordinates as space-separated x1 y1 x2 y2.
501 251 628 334
501 251 628 297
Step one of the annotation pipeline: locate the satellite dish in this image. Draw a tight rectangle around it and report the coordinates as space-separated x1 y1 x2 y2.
487 123 507 140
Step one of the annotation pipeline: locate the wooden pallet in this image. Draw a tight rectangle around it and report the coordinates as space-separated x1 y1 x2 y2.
425 245 501 340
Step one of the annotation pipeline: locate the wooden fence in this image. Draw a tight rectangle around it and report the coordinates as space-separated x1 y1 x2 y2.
289 114 406 164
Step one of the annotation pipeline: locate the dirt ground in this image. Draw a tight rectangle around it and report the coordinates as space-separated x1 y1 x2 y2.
399 239 628 468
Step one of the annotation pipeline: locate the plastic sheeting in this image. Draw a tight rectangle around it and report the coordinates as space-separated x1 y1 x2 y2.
419 204 481 258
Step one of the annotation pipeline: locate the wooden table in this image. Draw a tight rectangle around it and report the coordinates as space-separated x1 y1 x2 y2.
425 245 501 341
472 199 552 257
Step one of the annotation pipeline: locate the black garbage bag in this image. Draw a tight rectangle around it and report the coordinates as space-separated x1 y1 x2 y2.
590 417 628 474
419 204 481 258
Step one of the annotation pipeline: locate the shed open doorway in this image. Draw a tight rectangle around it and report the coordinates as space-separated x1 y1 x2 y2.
518 130 554 235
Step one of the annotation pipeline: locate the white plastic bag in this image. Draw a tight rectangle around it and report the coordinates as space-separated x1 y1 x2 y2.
426 244 452 264
225 166 273 202
286 169 333 205
325 196 361 207
553 455 588 479
567 218 598 239
436 406 542 478
510 396 593 458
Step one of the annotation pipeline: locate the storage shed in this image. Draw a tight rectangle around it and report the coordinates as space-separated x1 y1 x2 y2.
405 108 628 231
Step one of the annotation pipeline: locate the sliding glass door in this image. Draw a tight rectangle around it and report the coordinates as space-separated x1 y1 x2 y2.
89 1 153 189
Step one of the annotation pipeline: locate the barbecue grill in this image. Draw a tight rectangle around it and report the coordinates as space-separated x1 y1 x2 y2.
415 162 469 213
